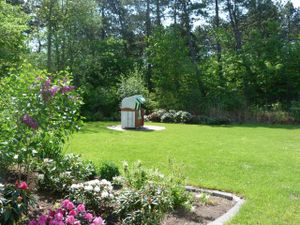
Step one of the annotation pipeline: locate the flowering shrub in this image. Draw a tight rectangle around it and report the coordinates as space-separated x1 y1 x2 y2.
174 110 192 123
37 154 96 194
29 199 104 225
146 109 192 123
0 65 83 174
69 179 115 216
0 181 34 225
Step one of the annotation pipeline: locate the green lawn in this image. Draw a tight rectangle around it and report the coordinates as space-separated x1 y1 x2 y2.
66 122 300 225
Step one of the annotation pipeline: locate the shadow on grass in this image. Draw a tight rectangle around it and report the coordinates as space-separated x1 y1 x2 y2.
79 122 119 134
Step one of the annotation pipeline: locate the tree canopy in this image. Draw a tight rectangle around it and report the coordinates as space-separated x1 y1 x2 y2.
1 0 300 121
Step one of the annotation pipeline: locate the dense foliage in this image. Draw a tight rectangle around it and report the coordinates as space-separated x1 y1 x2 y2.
116 161 192 224
99 161 120 181
0 181 33 225
1 0 298 122
0 65 83 174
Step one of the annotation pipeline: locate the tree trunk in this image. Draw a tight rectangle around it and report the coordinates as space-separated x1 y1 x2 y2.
215 0 223 82
156 0 161 26
47 0 54 72
226 0 242 51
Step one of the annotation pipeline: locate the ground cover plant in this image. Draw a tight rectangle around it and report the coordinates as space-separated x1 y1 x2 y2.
67 121 300 225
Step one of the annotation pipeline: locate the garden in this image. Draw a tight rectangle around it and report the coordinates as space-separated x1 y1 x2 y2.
1 0 300 224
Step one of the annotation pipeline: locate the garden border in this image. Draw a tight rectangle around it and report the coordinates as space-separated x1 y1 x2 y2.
185 186 245 225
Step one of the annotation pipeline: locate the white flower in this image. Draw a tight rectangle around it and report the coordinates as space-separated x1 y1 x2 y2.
84 185 93 191
71 184 80 189
101 190 109 198
94 186 100 192
38 174 44 180
32 150 38 155
85 179 101 186
13 155 18 160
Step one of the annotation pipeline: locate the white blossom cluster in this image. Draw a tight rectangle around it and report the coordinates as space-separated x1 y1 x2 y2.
70 179 114 200
0 183 4 191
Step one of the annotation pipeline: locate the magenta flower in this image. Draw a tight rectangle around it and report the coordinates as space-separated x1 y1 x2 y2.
66 215 76 224
55 212 63 221
21 114 39 130
77 204 85 213
30 200 101 225
38 215 48 225
84 213 93 222
62 199 71 208
69 209 77 216
18 181 28 190
28 221 38 225
66 201 75 210
49 209 56 217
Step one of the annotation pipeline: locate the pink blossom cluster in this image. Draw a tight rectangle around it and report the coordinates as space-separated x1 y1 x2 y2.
29 199 104 225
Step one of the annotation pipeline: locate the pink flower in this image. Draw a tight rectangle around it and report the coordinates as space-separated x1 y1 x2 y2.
77 204 85 212
69 209 77 216
56 208 65 215
84 213 93 222
28 221 38 225
62 199 71 208
38 215 48 225
66 201 75 210
93 217 104 225
66 215 75 224
55 212 63 221
49 209 56 217
18 181 28 190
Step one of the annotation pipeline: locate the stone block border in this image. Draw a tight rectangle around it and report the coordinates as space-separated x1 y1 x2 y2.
185 186 245 225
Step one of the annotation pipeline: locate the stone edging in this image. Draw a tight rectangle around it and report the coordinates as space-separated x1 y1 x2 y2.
185 186 245 225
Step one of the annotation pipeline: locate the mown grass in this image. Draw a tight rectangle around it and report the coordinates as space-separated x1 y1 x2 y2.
66 122 300 225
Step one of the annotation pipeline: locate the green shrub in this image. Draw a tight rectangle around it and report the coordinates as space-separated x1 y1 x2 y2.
99 161 120 181
116 184 172 225
117 161 192 224
37 154 96 194
290 101 300 121
190 115 231 125
117 66 148 99
0 182 34 225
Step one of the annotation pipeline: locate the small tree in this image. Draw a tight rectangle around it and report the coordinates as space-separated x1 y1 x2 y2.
117 66 148 99
0 64 83 178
